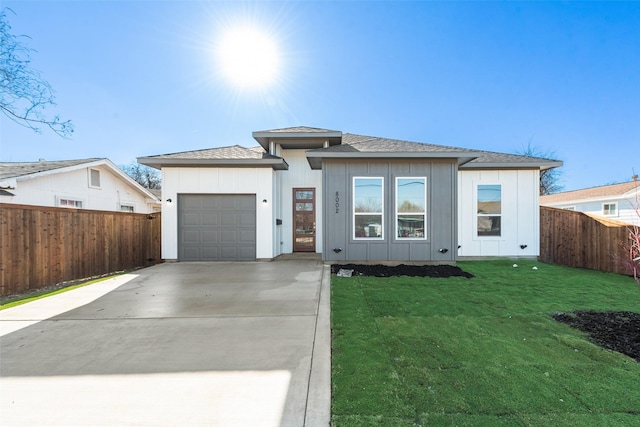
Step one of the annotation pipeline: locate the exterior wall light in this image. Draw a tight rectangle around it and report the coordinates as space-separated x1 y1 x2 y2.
262 199 268 203
166 198 173 205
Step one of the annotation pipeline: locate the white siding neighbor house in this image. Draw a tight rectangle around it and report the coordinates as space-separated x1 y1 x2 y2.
540 179 640 226
138 126 561 263
0 158 160 213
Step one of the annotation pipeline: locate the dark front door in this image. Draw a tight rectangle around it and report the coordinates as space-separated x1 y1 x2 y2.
293 188 316 252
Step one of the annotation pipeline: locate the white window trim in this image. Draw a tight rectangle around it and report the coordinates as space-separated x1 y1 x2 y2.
57 196 84 208
88 168 101 189
395 176 427 240
602 202 618 216
120 204 135 212
353 176 384 240
475 183 502 239
563 206 576 211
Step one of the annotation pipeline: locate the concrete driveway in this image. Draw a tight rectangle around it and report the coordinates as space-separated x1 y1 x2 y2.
0 260 330 427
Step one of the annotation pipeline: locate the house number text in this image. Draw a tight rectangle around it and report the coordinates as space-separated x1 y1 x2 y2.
335 191 340 213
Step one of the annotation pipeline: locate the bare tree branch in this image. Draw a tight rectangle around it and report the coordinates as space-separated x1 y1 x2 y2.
120 163 162 190
1 8 73 137
517 141 564 195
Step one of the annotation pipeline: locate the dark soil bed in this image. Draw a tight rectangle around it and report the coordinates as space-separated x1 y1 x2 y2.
331 263 474 278
553 310 640 362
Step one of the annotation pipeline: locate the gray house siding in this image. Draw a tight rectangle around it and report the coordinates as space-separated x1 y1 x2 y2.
322 159 457 262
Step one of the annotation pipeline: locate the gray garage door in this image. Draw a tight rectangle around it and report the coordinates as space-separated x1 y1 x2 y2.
178 194 256 261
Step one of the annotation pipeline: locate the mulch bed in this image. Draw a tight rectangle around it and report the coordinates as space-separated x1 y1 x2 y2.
553 310 640 362
331 263 474 278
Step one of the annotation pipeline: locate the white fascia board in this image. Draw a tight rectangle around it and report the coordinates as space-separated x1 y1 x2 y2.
460 160 563 170
0 178 17 189
138 158 289 170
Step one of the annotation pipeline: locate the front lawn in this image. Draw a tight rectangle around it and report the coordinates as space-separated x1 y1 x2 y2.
331 259 640 426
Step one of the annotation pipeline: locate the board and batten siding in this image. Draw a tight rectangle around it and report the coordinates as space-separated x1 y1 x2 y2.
457 169 540 258
161 167 274 260
322 159 457 262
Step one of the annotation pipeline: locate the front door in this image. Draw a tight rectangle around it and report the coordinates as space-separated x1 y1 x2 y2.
293 188 316 252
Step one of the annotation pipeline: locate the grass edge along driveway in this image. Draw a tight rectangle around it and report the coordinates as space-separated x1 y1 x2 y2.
331 259 640 427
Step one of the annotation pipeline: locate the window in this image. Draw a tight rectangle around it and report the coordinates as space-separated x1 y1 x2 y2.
396 177 426 239
563 206 576 211
477 184 501 236
89 169 101 188
603 203 617 216
120 205 134 212
353 177 383 239
59 198 83 208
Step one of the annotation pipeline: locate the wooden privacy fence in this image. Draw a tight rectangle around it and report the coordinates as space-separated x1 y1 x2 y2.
539 206 634 276
0 204 161 297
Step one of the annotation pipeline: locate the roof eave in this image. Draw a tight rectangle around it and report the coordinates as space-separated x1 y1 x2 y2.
252 131 343 150
137 157 289 171
305 151 479 170
461 160 563 170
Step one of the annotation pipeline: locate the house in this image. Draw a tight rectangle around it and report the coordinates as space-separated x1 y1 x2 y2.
540 179 640 226
138 126 562 262
0 158 160 213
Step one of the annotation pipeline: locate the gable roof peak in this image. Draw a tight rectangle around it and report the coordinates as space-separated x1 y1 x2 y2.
253 125 341 134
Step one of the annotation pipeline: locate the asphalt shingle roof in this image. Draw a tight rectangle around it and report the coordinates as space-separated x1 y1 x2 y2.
312 133 557 166
138 127 561 170
541 180 640 204
0 158 102 180
141 145 276 161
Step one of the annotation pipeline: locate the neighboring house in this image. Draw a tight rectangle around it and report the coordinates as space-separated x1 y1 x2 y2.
0 158 161 213
540 179 640 226
138 126 562 262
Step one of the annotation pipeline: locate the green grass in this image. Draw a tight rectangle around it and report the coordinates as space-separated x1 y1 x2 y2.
331 259 640 427
0 274 121 310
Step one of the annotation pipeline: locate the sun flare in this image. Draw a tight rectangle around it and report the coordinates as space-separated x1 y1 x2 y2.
217 26 280 89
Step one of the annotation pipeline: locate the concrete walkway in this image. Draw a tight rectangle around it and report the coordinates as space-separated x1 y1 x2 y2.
0 260 330 427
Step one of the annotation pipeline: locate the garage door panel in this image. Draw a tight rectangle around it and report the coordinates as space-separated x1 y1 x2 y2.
238 247 256 259
182 197 202 209
178 194 256 261
220 247 238 259
182 247 201 259
202 247 220 259
220 213 239 226
238 230 256 243
220 197 239 209
220 229 238 243
182 230 201 244
201 197 220 209
237 197 255 209
201 212 219 226
183 213 200 226
202 230 219 243
238 214 255 226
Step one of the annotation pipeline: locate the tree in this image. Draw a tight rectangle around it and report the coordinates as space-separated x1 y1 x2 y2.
121 163 161 190
517 142 563 195
0 8 73 137
620 186 640 288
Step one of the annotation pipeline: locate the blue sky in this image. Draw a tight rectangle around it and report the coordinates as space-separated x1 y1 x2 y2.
1 1 638 192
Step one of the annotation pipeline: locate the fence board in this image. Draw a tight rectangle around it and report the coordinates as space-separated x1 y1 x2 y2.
540 206 633 275
0 204 161 297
